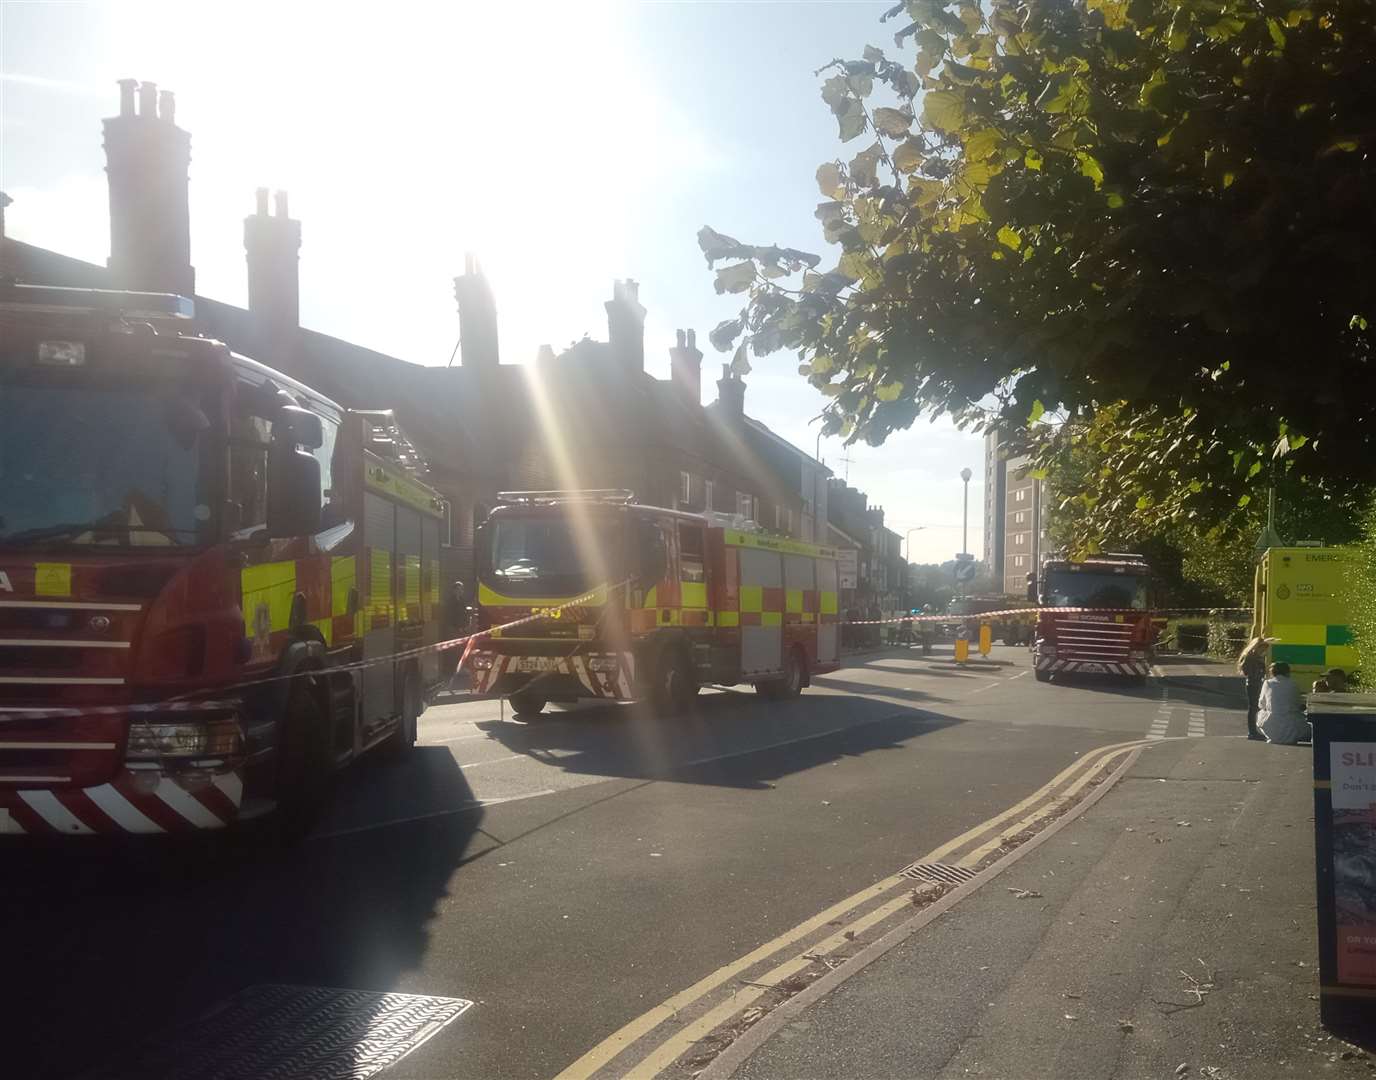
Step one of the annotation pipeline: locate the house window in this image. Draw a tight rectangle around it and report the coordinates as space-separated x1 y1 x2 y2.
679 471 693 509
1015 488 1027 502
704 479 715 512
776 505 793 535
1015 555 1026 567
737 492 754 520
1015 511 1025 524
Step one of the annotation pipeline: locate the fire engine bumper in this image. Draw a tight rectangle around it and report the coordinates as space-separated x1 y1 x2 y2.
1034 655 1150 677
470 648 635 701
0 766 244 836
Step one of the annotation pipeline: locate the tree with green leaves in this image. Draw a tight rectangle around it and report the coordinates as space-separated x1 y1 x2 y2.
701 0 1376 549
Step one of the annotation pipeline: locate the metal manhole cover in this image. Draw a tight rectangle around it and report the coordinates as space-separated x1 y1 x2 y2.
88 984 472 1080
898 861 979 887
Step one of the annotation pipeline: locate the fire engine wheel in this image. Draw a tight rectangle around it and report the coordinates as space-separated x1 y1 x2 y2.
651 648 695 717
757 647 805 701
1034 667 1052 683
509 691 548 718
384 668 422 757
275 672 334 833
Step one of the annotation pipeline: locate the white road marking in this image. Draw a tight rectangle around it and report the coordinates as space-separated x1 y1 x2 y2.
312 789 560 840
966 681 1002 695
458 754 526 770
1009 670 1029 681
427 731 495 745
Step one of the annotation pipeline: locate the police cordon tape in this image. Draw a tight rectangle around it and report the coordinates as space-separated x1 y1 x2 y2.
0 598 1253 723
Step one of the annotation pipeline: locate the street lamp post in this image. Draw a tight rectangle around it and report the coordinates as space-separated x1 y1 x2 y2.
959 467 973 557
902 526 926 562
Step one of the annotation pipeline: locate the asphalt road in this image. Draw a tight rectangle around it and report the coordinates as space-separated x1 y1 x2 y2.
4 645 1244 1080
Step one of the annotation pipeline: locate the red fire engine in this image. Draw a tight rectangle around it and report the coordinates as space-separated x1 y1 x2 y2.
1028 553 1157 683
471 490 841 715
0 284 448 836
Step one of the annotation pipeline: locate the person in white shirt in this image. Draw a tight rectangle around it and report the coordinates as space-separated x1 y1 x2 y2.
1257 662 1310 745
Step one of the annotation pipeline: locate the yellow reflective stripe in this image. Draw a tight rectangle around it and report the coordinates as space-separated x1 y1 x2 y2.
681 581 707 608
370 548 392 618
405 556 421 605
479 582 612 607
312 617 333 646
429 560 441 604
801 612 815 623
723 529 839 560
241 561 296 634
786 589 803 613
740 585 763 613
35 563 72 597
644 585 657 609
1274 623 1325 646
820 591 838 615
331 556 355 617
761 611 783 627
718 611 740 628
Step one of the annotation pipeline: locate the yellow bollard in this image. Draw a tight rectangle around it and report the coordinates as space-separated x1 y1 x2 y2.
955 636 969 664
979 622 992 656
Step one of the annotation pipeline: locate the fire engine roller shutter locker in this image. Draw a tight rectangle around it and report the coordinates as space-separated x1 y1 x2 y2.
817 556 839 663
784 553 815 665
362 491 396 722
421 514 441 687
739 546 783 676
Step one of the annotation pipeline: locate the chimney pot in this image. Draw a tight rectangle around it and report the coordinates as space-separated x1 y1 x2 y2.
158 89 175 124
686 328 696 350
255 187 269 216
675 329 686 348
274 190 289 218
138 81 157 117
605 278 647 373
117 79 137 117
455 254 500 369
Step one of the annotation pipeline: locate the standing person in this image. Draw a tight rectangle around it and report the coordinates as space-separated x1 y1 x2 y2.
1257 661 1309 745
1237 636 1270 740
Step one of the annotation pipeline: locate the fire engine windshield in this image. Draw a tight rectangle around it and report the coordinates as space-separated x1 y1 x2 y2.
1043 570 1149 610
486 515 624 598
0 376 214 548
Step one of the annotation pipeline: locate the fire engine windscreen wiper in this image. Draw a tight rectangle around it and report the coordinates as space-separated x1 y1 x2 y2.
0 522 200 546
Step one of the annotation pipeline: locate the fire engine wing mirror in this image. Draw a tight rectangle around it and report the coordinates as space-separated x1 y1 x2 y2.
266 442 322 538
279 405 324 450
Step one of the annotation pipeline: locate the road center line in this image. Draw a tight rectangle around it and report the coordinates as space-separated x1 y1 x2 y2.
458 754 526 770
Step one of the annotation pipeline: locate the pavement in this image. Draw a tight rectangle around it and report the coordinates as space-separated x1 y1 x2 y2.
728 734 1368 1080
3 644 1351 1080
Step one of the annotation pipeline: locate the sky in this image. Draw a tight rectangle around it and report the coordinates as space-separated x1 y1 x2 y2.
0 0 985 566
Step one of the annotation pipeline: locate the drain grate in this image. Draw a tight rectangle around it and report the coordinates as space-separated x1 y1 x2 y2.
898 861 979 887
89 984 472 1080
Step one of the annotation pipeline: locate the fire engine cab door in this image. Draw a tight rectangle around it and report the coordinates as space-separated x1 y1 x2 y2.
739 547 783 676
362 491 396 725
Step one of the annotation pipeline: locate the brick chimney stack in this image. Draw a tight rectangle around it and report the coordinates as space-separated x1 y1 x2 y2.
606 279 646 373
668 328 702 406
716 362 746 421
103 79 194 295
244 187 302 359
454 253 499 368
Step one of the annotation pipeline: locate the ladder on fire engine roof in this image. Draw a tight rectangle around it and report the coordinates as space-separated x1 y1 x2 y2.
0 282 195 322
497 490 638 506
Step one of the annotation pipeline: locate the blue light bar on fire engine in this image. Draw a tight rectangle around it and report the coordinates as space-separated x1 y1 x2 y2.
0 283 195 321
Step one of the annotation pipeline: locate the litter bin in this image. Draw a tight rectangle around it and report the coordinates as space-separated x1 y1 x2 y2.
1309 692 1376 1029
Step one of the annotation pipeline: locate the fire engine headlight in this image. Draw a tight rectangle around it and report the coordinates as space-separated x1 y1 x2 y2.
470 654 495 670
588 656 619 673
126 717 241 760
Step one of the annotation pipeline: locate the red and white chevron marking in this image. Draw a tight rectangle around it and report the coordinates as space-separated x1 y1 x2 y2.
472 651 634 701
1037 658 1150 677
0 768 243 835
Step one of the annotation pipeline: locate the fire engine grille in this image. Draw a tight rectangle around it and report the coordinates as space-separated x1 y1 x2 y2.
87 984 472 1080
898 861 980 887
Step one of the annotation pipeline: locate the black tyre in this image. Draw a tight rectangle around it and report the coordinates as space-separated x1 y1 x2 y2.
274 672 334 835
384 668 422 757
756 648 805 701
651 647 694 716
1033 667 1052 683
509 691 548 718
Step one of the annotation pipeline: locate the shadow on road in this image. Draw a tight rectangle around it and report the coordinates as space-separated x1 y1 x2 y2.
2 747 480 1080
475 692 959 792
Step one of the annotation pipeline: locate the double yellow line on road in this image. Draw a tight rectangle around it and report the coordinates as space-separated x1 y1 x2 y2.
555 737 1156 1080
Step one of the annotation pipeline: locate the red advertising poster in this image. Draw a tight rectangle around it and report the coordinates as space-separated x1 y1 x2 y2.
1331 742 1376 986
